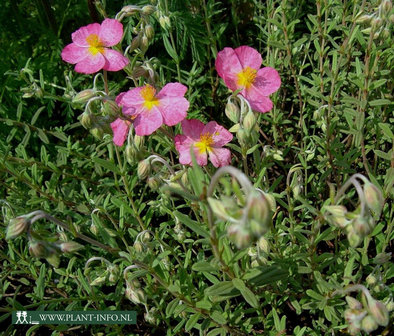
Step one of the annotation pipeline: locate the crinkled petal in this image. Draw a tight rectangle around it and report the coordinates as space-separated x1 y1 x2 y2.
181 119 205 141
253 67 281 95
74 53 105 74
209 148 232 167
115 92 126 105
216 48 243 91
158 97 189 126
103 49 129 71
99 19 124 46
111 118 130 146
157 83 187 98
234 46 262 70
61 43 89 64
203 121 233 147
72 23 101 47
120 87 145 108
193 146 208 166
243 90 274 113
134 106 163 136
175 135 194 165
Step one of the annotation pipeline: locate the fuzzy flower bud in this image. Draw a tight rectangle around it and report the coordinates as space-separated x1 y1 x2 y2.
130 35 141 52
366 274 377 286
347 229 362 247
361 315 378 333
225 99 240 123
227 223 251 249
141 5 156 15
242 111 256 132
59 241 84 253
381 0 393 13
134 135 145 150
356 14 373 24
373 252 391 264
236 128 249 146
6 216 30 240
247 192 272 237
140 35 149 52
121 5 140 16
144 24 154 40
137 160 151 180
363 182 383 218
144 308 159 325
346 296 363 310
80 112 94 129
102 100 120 119
125 285 146 304
72 89 95 106
367 299 389 326
324 205 349 228
147 176 161 190
352 216 371 236
28 240 47 257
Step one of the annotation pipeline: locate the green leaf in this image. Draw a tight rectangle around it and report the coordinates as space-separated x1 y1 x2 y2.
92 157 120 174
174 211 209 238
205 281 235 296
369 99 391 106
35 263 46 300
163 34 179 63
185 313 201 331
306 289 325 301
211 311 227 325
192 261 218 272
166 298 180 317
378 123 394 140
232 279 259 308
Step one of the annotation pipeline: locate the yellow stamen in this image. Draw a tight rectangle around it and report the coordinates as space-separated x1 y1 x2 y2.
141 85 160 110
236 66 257 89
86 34 105 55
195 133 214 154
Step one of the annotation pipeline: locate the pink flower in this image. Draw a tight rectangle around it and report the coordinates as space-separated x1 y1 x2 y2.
61 19 129 74
116 83 189 136
175 119 233 167
215 46 281 113
111 118 131 146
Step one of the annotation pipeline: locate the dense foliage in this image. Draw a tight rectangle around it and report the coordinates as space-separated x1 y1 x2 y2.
1 0 393 335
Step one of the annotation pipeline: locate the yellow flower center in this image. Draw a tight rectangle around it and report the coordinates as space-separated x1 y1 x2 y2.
195 133 214 154
86 34 105 55
236 66 257 89
141 85 160 110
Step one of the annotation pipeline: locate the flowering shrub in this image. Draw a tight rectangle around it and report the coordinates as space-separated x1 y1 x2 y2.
1 0 393 335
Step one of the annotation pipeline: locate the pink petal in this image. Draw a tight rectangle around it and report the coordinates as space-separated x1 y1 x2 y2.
111 118 130 146
215 48 243 90
133 106 163 136
234 46 262 70
115 92 126 105
72 23 101 47
120 87 145 108
74 53 105 74
181 119 205 140
61 43 89 64
157 83 188 98
252 67 281 96
99 19 124 46
209 148 232 167
193 146 208 166
203 121 233 147
103 49 129 71
243 91 274 113
158 97 189 126
175 135 194 165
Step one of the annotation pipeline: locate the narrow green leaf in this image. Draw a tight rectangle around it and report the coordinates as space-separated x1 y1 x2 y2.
192 261 218 272
211 311 227 325
174 211 209 238
35 263 46 300
163 34 179 63
92 157 120 174
185 313 201 331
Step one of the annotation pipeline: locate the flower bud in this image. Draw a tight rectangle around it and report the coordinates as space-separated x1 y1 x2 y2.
227 223 251 249
108 265 119 284
366 274 377 286
91 127 104 140
356 14 373 24
347 229 362 247
90 222 98 235
144 24 154 40
346 296 363 310
134 241 144 253
373 252 391 264
137 160 151 180
360 314 378 332
125 285 146 304
134 135 145 150
242 111 256 132
225 100 240 123
386 300 394 312
247 192 272 237
130 34 141 52
262 192 276 213
80 112 94 129
367 299 389 326
147 176 161 190
141 5 156 15
125 145 137 163
102 100 120 119
6 216 30 239
29 240 47 257
236 128 249 146
324 205 349 228
352 216 371 236
140 35 149 52
72 89 95 106
371 17 383 29
59 241 84 253
46 253 60 268
257 236 270 254
90 275 107 286
144 308 159 325
381 0 392 14
363 182 383 218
